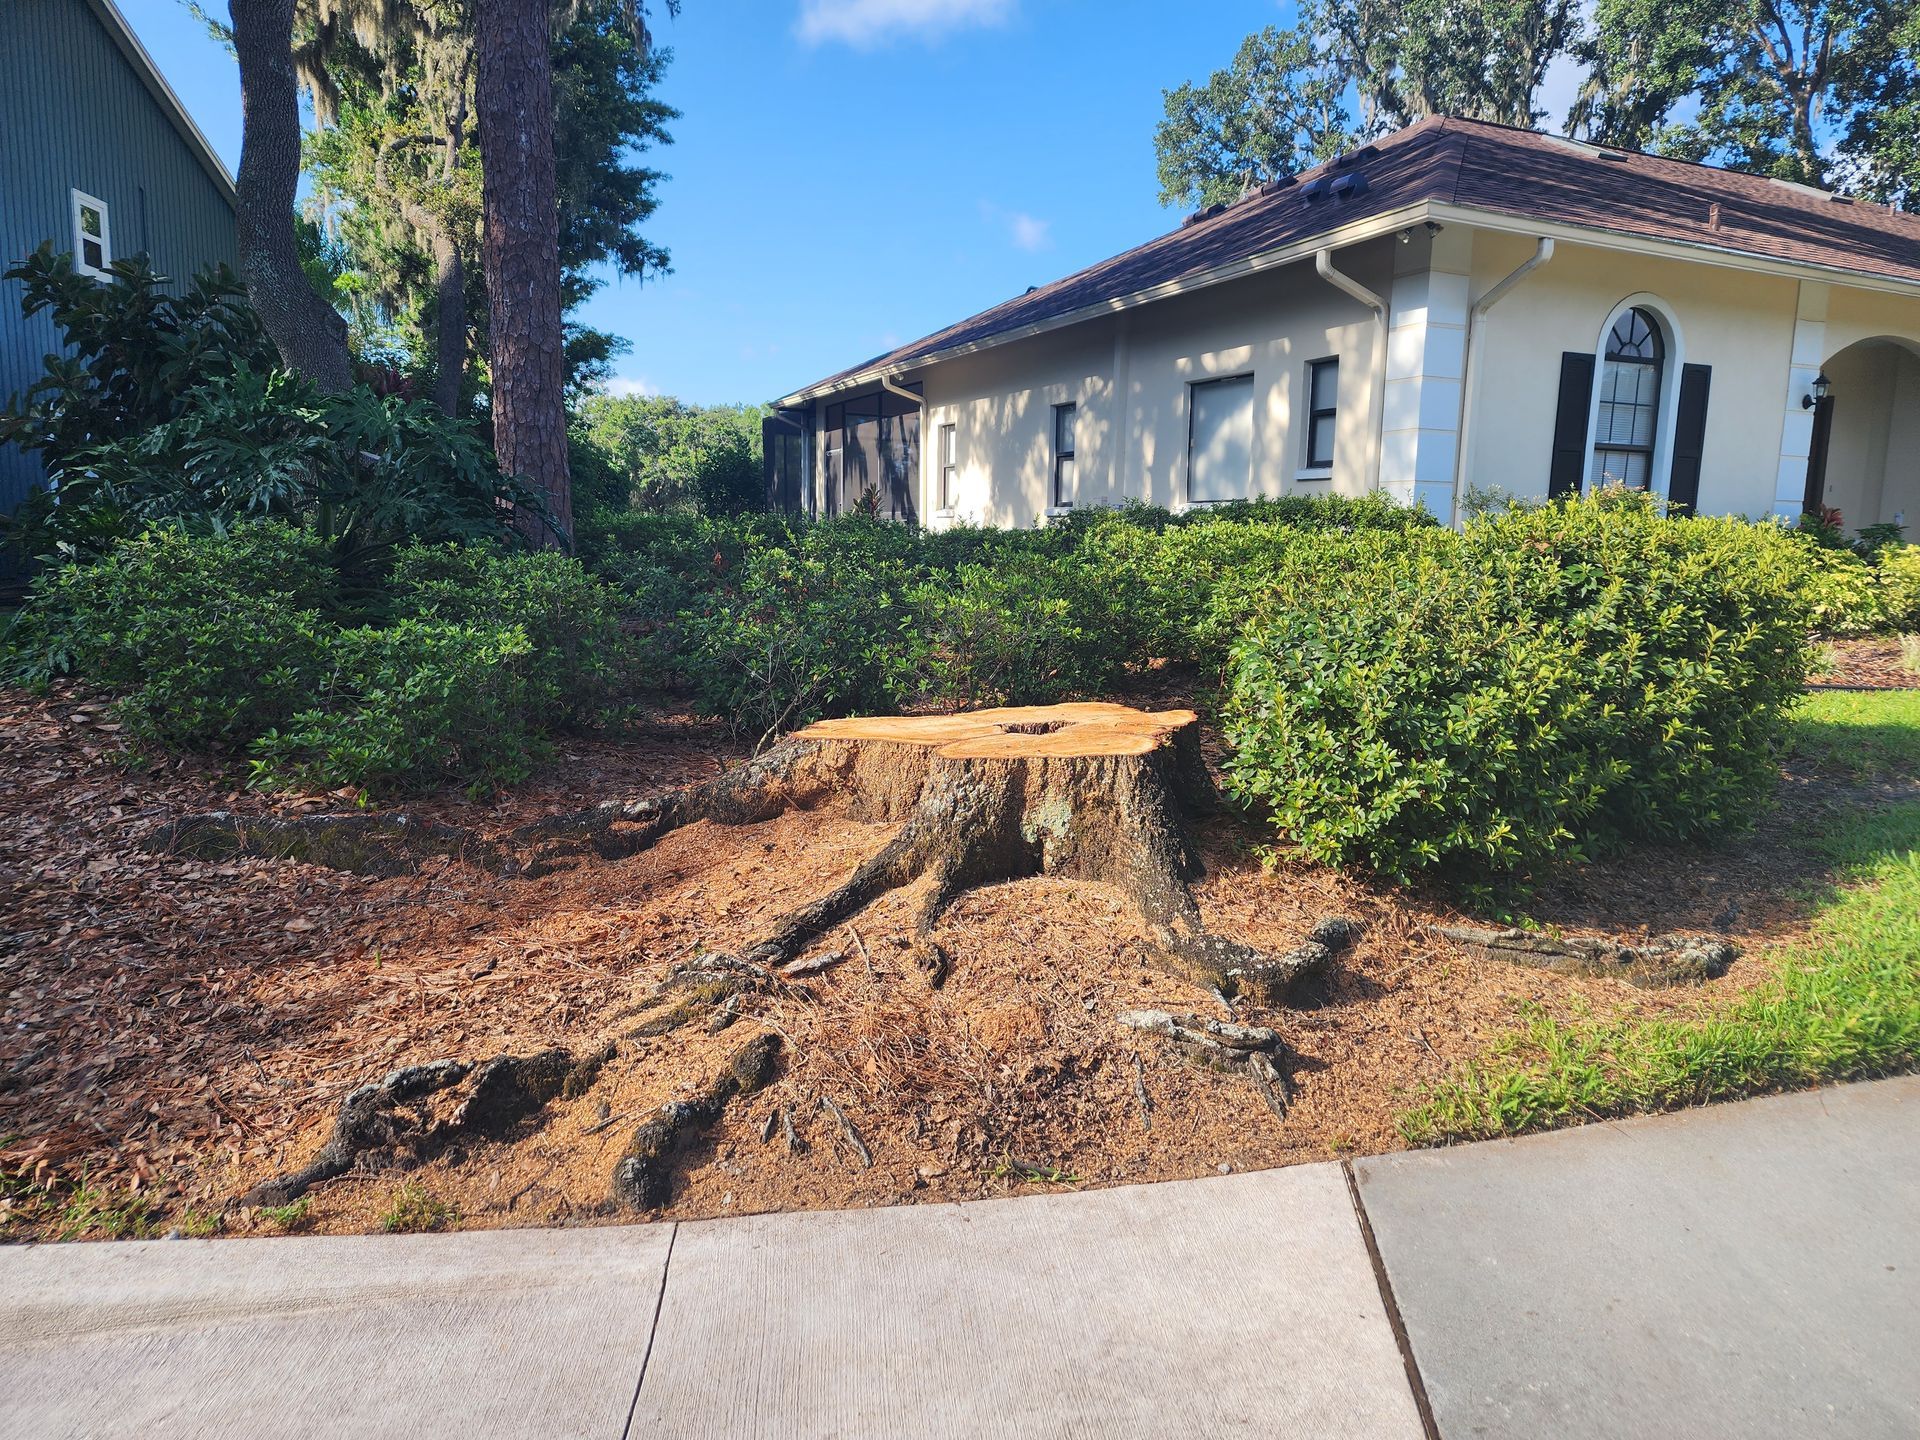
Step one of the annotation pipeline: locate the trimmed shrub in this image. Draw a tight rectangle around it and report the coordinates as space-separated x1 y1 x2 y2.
917 552 1136 706
250 620 538 793
1876 544 1920 634
675 529 927 745
392 544 631 726
1222 493 1813 883
3 524 332 746
1797 544 1885 635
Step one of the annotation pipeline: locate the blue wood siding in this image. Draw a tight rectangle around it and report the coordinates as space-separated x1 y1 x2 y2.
0 0 238 521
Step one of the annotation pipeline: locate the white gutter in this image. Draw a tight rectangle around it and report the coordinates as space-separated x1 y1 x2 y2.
879 374 924 408
774 205 1430 408
1314 248 1390 491
1451 238 1555 526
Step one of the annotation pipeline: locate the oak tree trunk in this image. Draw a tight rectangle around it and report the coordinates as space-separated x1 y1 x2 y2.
475 0 573 546
229 0 354 392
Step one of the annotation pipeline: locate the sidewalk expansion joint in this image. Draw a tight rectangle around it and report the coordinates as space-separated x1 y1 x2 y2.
1343 1159 1441 1440
621 1221 678 1440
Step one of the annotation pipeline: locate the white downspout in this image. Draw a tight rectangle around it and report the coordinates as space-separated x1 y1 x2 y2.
1451 238 1555 526
1315 249 1390 492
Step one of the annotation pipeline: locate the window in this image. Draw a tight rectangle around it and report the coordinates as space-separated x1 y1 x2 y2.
1188 374 1255 503
71 190 111 278
938 422 957 511
1052 403 1076 508
1304 358 1338 470
1589 308 1664 490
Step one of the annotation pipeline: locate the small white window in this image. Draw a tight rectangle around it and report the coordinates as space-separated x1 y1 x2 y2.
1188 374 1255 503
1304 358 1339 470
71 190 112 278
1052 403 1076 508
938 422 957 511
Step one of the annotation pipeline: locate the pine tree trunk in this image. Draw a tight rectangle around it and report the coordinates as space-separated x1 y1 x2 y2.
475 0 573 547
229 0 354 392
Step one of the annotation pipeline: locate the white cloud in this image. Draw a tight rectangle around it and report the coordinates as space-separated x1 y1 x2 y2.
1009 213 1051 252
979 200 1052 252
599 375 657 398
796 0 1016 49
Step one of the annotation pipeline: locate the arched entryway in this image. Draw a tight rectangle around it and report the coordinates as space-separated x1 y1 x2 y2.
1803 336 1920 535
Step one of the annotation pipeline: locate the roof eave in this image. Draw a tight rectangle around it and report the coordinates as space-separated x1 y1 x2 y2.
772 202 1433 408
82 0 239 211
1427 201 1920 300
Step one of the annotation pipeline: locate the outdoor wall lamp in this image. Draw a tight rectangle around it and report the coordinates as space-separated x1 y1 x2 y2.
1801 373 1832 409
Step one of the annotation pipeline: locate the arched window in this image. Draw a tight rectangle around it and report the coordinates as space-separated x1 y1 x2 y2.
1590 307 1665 490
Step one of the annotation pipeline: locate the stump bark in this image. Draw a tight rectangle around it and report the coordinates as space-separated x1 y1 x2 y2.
165 703 1320 1002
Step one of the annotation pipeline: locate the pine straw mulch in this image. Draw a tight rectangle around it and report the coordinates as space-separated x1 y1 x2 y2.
1811 634 1920 690
0 682 1896 1240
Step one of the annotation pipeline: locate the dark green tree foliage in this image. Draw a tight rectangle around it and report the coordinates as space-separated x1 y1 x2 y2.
574 394 768 515
1167 0 1917 212
1575 0 1897 188
301 5 676 404
1156 0 1580 208
1154 25 1354 208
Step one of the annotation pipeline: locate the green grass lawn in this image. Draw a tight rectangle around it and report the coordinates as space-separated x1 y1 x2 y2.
1399 796 1920 1146
1786 689 1920 780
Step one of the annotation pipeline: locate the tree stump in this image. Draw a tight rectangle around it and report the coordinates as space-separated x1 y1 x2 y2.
665 703 1312 1000
164 703 1321 1002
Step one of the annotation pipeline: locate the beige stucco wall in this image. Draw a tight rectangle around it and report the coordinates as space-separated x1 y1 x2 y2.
805 238 1394 531
798 223 1920 532
1463 232 1801 517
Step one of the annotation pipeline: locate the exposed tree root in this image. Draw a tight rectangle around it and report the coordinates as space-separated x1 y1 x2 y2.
1118 1008 1296 1123
1435 926 1737 988
165 705 1339 1006
240 1046 611 1208
611 1033 783 1210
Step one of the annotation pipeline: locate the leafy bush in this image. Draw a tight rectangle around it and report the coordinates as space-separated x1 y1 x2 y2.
1223 493 1813 883
1796 544 1885 635
1876 544 1920 633
392 545 631 725
572 394 768 515
918 552 1135 706
675 526 927 745
4 524 635 794
0 247 543 574
3 524 332 746
251 620 538 793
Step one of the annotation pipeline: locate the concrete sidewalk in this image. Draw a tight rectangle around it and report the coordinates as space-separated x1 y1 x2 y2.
1 1076 1913 1439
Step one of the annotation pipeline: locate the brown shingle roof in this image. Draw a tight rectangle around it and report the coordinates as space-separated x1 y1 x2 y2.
783 116 1920 402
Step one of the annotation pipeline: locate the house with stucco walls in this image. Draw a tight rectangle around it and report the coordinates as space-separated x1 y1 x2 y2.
766 116 1920 537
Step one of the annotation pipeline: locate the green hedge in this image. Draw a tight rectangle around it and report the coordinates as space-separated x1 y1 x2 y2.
1221 492 1814 883
3 524 633 794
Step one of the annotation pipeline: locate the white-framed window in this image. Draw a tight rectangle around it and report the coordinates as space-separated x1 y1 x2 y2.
1589 307 1664 490
1187 373 1255 503
71 190 112 279
938 422 957 511
1303 357 1338 471
1052 402 1076 508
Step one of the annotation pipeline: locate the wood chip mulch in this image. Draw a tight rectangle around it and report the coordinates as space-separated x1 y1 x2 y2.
0 679 1901 1239
1810 635 1920 690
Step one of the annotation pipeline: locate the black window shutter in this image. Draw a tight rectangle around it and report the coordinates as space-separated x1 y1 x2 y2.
1667 363 1711 514
1548 351 1595 498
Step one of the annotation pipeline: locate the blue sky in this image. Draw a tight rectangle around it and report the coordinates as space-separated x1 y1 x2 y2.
121 1 1585 406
